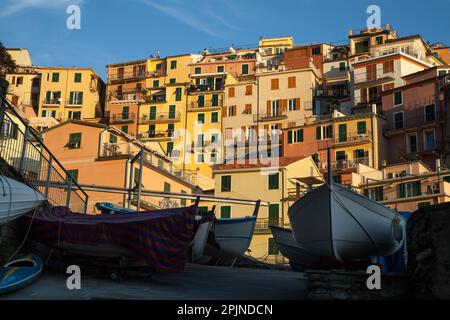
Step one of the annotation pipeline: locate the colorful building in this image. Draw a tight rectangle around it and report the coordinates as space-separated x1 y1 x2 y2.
213 156 323 262
40 120 197 213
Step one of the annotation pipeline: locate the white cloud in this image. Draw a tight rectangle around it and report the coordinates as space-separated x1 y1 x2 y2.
0 0 83 17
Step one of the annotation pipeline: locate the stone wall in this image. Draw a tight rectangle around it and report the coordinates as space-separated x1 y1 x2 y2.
407 202 450 299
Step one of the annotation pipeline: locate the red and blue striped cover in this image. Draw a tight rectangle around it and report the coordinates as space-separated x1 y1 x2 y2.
22 206 197 272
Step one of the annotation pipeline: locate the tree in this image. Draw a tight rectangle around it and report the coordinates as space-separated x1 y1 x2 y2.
0 41 16 96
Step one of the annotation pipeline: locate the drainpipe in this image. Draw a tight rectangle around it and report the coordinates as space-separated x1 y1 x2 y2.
282 168 285 227
137 148 144 211
371 111 376 168
183 85 188 170
256 76 260 158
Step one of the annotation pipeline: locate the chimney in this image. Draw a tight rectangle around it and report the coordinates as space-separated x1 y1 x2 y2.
371 103 377 114
348 29 353 36
436 158 442 171
386 23 390 31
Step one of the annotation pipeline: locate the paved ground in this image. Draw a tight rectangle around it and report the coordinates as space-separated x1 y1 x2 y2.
2 264 308 300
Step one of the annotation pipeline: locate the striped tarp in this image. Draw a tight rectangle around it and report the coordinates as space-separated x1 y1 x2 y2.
22 206 197 272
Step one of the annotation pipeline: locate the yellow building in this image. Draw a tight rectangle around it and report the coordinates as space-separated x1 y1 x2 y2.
38 67 105 122
258 37 294 55
213 156 323 262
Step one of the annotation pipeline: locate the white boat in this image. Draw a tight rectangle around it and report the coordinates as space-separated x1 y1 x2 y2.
0 176 46 225
288 151 406 263
270 226 321 268
204 202 260 260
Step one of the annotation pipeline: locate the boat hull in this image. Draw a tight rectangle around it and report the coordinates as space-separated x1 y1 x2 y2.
288 183 405 262
0 176 46 225
0 254 43 295
270 226 321 267
204 216 256 259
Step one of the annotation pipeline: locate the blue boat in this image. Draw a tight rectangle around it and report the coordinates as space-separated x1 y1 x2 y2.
95 202 137 215
0 254 43 295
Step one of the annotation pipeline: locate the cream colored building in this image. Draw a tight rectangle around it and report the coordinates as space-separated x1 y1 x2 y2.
213 156 323 262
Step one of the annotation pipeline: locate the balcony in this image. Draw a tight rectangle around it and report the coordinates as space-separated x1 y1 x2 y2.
146 93 167 104
187 99 223 111
65 100 83 108
42 99 61 107
319 158 370 171
139 112 181 124
111 112 135 124
138 130 177 141
108 90 147 103
255 218 283 233
187 84 224 94
333 131 372 146
108 70 165 83
354 71 395 87
254 111 288 122
384 113 444 134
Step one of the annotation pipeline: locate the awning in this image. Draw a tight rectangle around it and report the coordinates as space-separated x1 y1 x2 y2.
293 176 324 185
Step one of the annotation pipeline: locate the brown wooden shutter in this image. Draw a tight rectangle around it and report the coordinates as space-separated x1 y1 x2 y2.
283 99 288 112
267 100 271 115
296 98 301 110
232 105 237 116
223 106 227 117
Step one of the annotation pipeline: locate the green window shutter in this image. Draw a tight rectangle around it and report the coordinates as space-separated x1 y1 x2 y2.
78 92 83 104
242 64 249 75
167 124 175 136
45 91 51 101
217 66 224 73
268 204 280 224
357 121 367 134
195 67 202 74
220 206 231 218
68 133 81 149
212 94 219 106
288 131 293 144
181 191 187 207
298 129 304 142
149 106 157 120
414 181 421 196
121 126 128 134
66 170 79 183
134 168 141 185
336 151 346 161
221 176 231 192
197 113 205 124
268 173 279 190
74 73 82 83
69 92 74 104
169 105 176 119
211 112 218 123
149 124 156 137
167 142 174 156
198 95 205 107
153 80 159 88
51 111 56 117
164 182 171 193
109 135 118 143
326 125 332 138
399 184 406 198
268 238 279 255
316 126 322 140
169 78 176 84
171 60 177 69
52 73 59 82
175 88 182 101
41 110 46 117
338 124 347 142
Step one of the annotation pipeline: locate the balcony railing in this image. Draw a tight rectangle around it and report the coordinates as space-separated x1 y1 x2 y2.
65 100 83 107
333 131 372 145
187 84 225 93
254 111 288 122
108 69 165 82
147 94 167 104
139 112 181 124
42 99 61 106
255 218 283 231
0 93 89 213
138 130 176 140
188 99 223 110
111 113 136 123
354 71 395 85
320 158 370 171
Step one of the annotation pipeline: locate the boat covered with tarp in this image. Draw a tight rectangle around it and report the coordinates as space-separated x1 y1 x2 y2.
21 205 199 272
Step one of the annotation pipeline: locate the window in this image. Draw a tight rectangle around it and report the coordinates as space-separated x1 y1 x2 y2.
357 121 367 134
316 126 322 140
425 104 436 122
170 60 177 69
196 134 204 147
383 60 394 73
66 170 79 184
109 134 118 144
198 95 205 107
365 187 384 201
339 62 346 71
241 64 249 75
288 129 304 144
210 153 217 163
197 153 204 163
148 125 156 137
52 72 60 82
271 100 280 116
69 91 83 105
288 76 296 88
217 66 224 73
164 182 171 193
74 73 82 83
394 91 403 106
245 85 253 95
376 36 384 45
167 142 174 157
68 111 81 119
197 113 205 124
269 204 280 225
211 133 219 144
354 149 366 160
153 80 160 88
244 104 252 114
169 105 176 119
220 206 231 218
394 112 404 130
438 70 447 77
336 151 346 161
311 46 321 55
195 67 202 74
338 124 347 142
288 99 297 111
399 181 421 198
268 172 279 190
122 106 130 120
212 94 219 106
181 191 187 207
355 40 369 54
211 112 219 123
407 134 418 153
169 78 176 84
16 77 23 85
68 133 82 149
221 175 231 192
149 106 157 120
175 88 182 101
167 124 175 137
268 238 279 255
227 105 236 117
271 78 279 90
424 130 436 150
228 87 235 98
0 120 18 140
121 126 128 134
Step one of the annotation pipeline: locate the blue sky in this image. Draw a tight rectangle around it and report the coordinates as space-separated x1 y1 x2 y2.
1 0 449 79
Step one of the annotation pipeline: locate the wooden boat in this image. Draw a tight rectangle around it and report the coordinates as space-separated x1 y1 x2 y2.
269 226 321 268
0 176 46 225
204 201 260 260
95 202 137 215
0 254 43 295
288 150 406 263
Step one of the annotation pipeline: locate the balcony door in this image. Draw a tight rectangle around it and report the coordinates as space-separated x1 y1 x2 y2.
149 106 157 120
271 100 280 116
122 106 129 120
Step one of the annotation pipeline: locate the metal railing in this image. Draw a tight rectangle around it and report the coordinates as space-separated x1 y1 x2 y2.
333 131 372 144
255 218 283 231
254 111 288 122
139 111 181 123
319 158 370 171
187 84 225 93
138 130 176 140
0 93 89 213
108 69 165 82
111 113 136 123
188 99 223 110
